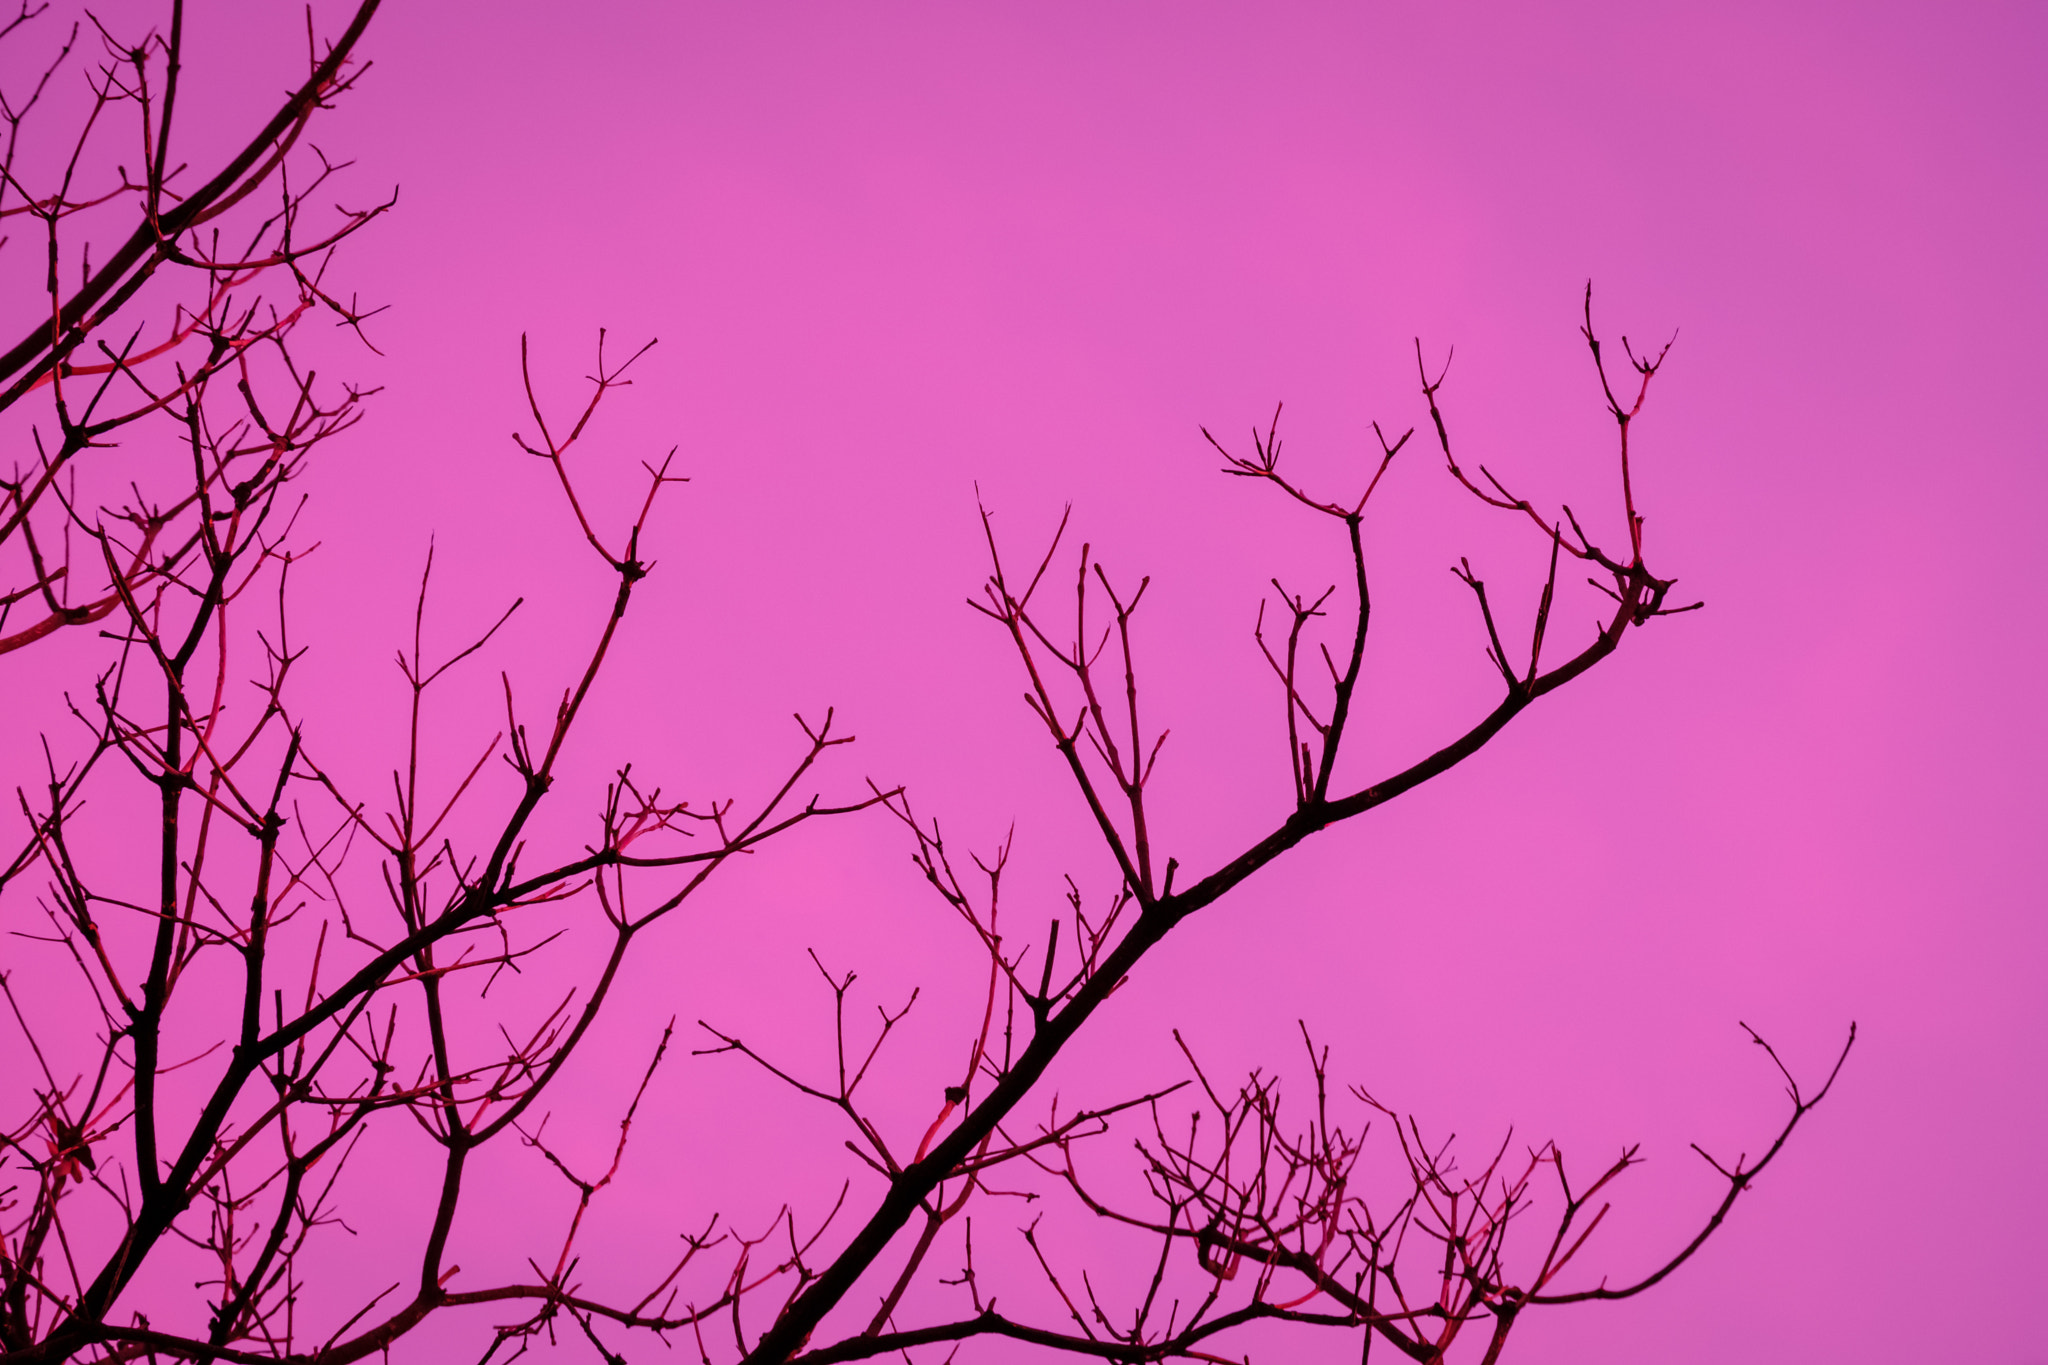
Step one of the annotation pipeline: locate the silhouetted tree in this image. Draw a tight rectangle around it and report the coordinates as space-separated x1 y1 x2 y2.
0 5 1850 1363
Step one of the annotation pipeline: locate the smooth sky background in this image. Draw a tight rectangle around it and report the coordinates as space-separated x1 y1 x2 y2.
10 3 2046 1362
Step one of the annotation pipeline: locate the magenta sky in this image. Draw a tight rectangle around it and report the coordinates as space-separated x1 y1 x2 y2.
14 2 2048 1362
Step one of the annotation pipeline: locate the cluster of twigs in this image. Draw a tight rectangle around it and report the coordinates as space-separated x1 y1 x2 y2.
1 293 884 1359
0 10 889 1358
1 4 1850 1363
1004 1020 1854 1365
679 283 1849 1365
0 0 388 658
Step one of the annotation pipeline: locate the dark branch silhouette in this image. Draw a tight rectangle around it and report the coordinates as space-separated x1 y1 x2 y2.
1 5 1849 1364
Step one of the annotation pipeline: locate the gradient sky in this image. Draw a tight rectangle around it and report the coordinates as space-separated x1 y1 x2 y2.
11 3 2047 1362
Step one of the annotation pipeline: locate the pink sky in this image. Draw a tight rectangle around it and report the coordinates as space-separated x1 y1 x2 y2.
9 2 2046 1362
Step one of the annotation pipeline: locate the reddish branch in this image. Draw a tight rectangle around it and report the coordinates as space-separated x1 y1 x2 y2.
0 0 389 659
